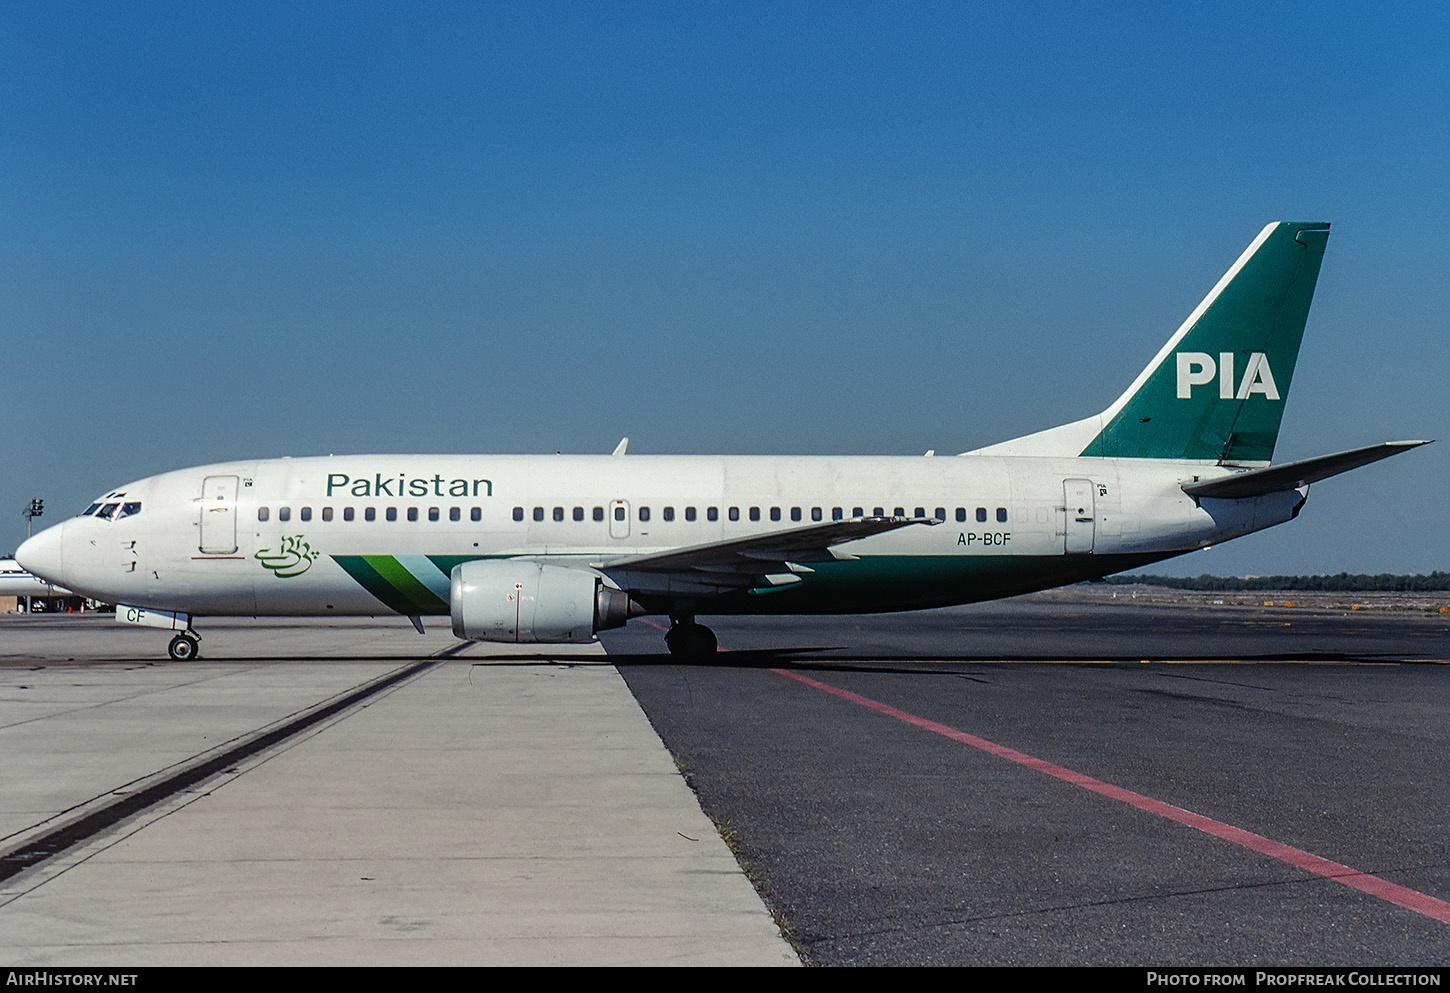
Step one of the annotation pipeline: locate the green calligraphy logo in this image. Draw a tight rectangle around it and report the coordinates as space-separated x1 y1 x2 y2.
255 535 320 578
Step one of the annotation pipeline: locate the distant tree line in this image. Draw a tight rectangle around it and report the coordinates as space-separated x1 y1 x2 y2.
1107 572 1450 592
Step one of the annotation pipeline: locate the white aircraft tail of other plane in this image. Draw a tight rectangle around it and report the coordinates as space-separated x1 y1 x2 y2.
17 222 1430 659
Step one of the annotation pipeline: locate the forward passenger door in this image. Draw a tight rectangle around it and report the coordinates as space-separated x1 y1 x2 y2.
199 475 239 554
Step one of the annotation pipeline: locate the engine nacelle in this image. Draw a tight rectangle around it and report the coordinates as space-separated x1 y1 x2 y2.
449 559 635 643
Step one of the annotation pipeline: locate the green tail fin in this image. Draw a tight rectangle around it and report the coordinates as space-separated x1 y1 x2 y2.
1080 221 1330 463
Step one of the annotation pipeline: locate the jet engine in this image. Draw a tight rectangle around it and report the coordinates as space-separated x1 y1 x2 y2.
449 559 636 643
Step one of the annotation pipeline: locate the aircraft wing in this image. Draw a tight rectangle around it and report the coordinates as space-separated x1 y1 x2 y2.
1181 441 1432 499
597 516 936 596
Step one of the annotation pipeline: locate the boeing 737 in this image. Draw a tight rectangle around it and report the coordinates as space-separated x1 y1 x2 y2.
16 222 1429 660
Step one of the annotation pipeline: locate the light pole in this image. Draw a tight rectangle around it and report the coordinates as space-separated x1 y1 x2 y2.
21 498 42 613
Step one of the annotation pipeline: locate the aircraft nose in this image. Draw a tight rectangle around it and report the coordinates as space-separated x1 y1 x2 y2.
16 522 65 585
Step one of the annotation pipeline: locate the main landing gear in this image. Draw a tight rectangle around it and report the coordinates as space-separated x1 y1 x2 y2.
664 616 717 658
168 631 201 661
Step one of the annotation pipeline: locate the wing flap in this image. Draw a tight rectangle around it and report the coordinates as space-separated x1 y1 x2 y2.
598 516 934 595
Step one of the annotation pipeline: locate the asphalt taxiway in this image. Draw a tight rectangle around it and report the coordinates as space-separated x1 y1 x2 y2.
2 595 1448 966
608 597 1450 965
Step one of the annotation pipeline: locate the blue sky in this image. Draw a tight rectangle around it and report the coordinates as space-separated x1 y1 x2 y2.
3 1 1446 575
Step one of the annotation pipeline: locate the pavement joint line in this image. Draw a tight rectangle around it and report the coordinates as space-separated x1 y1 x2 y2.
0 654 446 885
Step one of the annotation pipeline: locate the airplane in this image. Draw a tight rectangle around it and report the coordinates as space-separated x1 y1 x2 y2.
15 221 1429 661
0 559 74 599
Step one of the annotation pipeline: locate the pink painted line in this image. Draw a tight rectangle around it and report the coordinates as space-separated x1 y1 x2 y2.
774 667 1450 926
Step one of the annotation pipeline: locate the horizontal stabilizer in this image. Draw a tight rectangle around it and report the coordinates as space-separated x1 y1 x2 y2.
1181 441 1432 499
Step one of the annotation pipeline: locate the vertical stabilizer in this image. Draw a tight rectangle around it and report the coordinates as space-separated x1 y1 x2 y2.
1080 221 1330 462
963 222 1330 463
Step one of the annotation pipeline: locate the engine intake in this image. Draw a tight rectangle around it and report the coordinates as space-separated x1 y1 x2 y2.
450 559 635 643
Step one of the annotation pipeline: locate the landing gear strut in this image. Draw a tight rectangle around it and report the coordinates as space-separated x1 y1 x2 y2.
168 631 201 661
664 617 717 658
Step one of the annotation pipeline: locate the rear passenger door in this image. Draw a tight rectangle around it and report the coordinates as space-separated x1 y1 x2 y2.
1063 478 1095 554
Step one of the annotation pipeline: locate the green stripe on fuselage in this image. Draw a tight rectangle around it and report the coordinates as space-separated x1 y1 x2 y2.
333 555 450 614
365 555 449 612
336 551 1181 619
426 554 486 576
672 552 1176 615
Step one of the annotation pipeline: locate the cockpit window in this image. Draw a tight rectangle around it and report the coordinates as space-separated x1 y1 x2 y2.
98 502 121 520
116 502 142 519
83 503 103 517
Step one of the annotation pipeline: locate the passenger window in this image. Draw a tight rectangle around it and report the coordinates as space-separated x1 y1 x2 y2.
593 507 605 522
322 507 334 522
770 507 781 522
790 507 802 522
663 506 674 522
812 507 823 522
449 507 460 522
429 507 440 522
365 507 376 522
749 507 760 522
573 507 584 521
852 507 863 518
976 507 987 522
956 508 966 522
614 506 626 521
873 507 884 517
685 506 696 522
279 507 291 522
728 507 739 522
514 507 525 521
708 507 719 522
934 508 946 521
914 507 925 519
257 507 270 522
471 508 482 522
553 507 564 522
997 507 1008 522
300 507 312 522
533 507 545 522
639 506 650 522
407 507 418 522
832 507 843 521
344 507 355 522
894 507 905 518
386 508 397 522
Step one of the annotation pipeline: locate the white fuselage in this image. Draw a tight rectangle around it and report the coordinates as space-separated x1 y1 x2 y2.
25 453 1303 619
